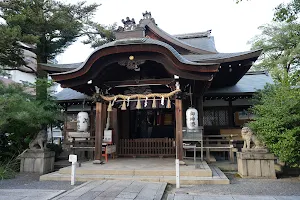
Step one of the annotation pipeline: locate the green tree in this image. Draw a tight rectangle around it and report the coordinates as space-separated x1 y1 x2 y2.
0 81 62 160
248 82 300 167
250 22 300 84
0 0 115 99
274 0 300 22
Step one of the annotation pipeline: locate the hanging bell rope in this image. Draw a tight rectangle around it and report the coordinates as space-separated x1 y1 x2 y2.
95 89 181 111
99 89 181 101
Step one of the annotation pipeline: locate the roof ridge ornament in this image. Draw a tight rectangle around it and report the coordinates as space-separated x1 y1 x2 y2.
120 17 137 31
142 11 152 19
140 11 156 24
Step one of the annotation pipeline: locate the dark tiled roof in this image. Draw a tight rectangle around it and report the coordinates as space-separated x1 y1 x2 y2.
205 71 274 95
54 88 90 101
146 23 216 54
104 38 216 66
183 50 262 63
178 37 218 53
41 62 82 71
173 30 212 39
0 77 17 85
43 48 260 72
44 38 218 73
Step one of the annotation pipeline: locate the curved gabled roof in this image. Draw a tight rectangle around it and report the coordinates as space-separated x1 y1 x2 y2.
140 19 217 54
47 37 219 88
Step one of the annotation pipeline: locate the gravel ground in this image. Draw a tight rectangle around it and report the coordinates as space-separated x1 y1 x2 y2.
0 173 82 190
166 174 300 196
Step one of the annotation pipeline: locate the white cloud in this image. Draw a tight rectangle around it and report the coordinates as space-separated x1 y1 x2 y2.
56 0 291 64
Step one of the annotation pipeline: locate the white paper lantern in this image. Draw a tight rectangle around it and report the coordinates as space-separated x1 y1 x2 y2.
186 107 198 130
77 112 89 132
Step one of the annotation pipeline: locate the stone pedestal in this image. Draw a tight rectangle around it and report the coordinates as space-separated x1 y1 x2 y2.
237 149 276 179
19 150 55 174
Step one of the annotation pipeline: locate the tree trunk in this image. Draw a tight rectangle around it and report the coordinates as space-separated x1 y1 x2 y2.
36 55 48 101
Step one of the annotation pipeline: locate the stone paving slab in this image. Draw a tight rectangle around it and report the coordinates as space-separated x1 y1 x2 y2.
0 189 65 200
167 194 300 200
54 180 167 200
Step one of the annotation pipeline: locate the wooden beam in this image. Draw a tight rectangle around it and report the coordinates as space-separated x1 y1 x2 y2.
103 78 175 87
175 98 183 160
94 102 104 162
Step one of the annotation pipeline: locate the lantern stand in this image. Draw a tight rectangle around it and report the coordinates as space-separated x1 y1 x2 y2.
183 84 204 162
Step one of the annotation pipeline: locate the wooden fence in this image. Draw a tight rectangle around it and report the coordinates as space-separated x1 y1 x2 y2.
118 138 176 157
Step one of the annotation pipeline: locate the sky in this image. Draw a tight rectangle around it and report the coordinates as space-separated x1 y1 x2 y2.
56 0 291 64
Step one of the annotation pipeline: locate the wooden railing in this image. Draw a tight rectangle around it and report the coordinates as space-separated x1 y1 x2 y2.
118 138 175 157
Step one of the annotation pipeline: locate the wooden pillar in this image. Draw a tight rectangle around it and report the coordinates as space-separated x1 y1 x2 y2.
90 104 94 136
175 98 183 161
199 95 204 127
94 102 104 162
63 105 68 142
228 99 233 127
112 108 119 154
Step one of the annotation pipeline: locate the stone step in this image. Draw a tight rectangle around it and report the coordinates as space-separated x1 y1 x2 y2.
57 160 213 177
58 168 212 177
40 170 229 185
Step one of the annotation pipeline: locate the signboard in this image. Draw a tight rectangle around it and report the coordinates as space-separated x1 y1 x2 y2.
69 154 77 163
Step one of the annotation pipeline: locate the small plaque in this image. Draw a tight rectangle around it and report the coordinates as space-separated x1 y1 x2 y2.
69 154 77 162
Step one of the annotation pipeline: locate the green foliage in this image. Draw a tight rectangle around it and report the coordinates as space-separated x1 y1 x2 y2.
0 158 19 180
0 25 26 68
274 0 300 22
0 81 62 160
248 83 300 167
0 0 114 71
250 22 300 84
83 22 117 48
235 0 250 3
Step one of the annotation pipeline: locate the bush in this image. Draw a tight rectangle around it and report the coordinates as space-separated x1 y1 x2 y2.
248 83 300 167
0 81 62 161
46 143 63 160
0 158 19 180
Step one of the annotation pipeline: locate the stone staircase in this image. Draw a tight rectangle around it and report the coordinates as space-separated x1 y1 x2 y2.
40 158 229 185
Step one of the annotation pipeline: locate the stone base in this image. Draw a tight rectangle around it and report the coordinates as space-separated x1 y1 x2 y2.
93 160 104 164
19 149 55 174
241 148 269 153
237 150 276 179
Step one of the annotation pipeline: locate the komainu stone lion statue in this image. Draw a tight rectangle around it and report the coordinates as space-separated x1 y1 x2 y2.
241 127 264 149
29 130 48 151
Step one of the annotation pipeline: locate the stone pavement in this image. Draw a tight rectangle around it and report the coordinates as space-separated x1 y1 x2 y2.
167 194 300 200
53 180 167 200
0 189 65 200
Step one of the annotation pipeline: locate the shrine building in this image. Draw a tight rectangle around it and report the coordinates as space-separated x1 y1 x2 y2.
42 12 273 162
